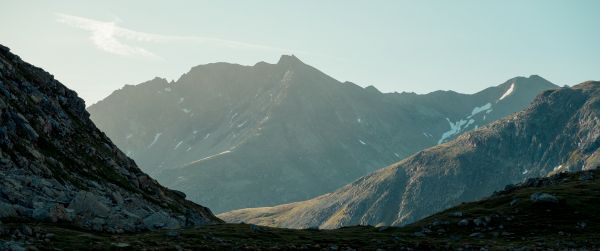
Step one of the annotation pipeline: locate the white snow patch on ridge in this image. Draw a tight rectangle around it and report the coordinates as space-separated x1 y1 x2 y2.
186 150 232 166
174 140 183 150
237 120 248 128
359 140 367 145
148 132 162 148
499 83 515 101
439 102 494 144
438 118 468 144
469 103 492 118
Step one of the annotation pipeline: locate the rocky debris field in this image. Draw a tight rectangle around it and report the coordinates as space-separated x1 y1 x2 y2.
0 44 221 233
1 169 598 250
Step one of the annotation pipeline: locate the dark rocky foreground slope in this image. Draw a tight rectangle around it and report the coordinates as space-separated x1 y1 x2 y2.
0 44 221 233
88 55 557 213
2 169 598 250
220 81 600 229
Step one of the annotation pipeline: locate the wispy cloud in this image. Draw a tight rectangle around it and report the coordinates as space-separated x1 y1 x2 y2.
56 13 298 59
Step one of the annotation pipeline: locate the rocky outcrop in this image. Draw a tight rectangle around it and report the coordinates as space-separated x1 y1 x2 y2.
0 44 222 232
219 81 600 229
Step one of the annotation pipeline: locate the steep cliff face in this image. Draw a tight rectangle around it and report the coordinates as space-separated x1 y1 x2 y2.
0 44 221 232
220 81 600 229
89 55 556 213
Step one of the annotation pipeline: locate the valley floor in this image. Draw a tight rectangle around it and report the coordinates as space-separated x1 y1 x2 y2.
2 170 599 250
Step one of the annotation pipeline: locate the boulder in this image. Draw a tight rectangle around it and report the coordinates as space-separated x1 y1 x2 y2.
142 212 181 230
0 202 17 218
68 191 110 217
530 192 559 203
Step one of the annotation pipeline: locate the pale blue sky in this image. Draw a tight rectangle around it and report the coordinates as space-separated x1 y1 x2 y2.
1 1 599 104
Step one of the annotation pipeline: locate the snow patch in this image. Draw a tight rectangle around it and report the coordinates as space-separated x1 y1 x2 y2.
237 120 248 128
178 97 184 104
182 108 191 114
468 103 492 118
164 87 172 92
125 134 133 140
203 133 210 139
522 169 529 175
357 118 362 123
438 103 493 144
147 133 162 148
174 140 183 150
466 119 475 128
281 70 294 83
553 165 564 172
260 116 269 123
359 140 367 145
438 118 468 144
188 150 232 165
499 83 515 100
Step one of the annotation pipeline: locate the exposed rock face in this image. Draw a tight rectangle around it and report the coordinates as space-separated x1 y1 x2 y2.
0 44 221 232
219 81 600 229
88 55 557 213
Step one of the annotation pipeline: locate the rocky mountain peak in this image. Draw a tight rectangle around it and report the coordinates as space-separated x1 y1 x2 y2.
277 54 303 66
0 44 221 232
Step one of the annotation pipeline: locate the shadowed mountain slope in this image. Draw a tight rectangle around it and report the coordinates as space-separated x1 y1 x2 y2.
0 44 221 232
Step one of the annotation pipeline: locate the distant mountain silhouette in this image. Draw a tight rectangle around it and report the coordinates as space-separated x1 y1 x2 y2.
88 55 557 212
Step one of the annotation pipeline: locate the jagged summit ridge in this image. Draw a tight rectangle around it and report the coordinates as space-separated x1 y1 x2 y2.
277 54 303 65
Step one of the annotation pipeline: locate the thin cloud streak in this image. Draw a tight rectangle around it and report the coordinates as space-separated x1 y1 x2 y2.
56 13 301 59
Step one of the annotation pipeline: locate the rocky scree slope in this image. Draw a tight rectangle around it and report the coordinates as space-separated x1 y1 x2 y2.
88 55 557 213
0 44 221 233
1 169 599 250
220 81 600 229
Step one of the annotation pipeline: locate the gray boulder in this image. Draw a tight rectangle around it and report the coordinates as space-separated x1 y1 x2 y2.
530 192 559 203
143 212 181 230
0 202 17 218
68 191 110 218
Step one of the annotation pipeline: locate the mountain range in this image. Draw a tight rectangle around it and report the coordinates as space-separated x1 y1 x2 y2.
88 55 557 213
1 44 599 250
220 80 600 228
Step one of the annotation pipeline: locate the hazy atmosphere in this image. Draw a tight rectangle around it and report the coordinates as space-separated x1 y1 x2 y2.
2 0 599 104
1 1 600 249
